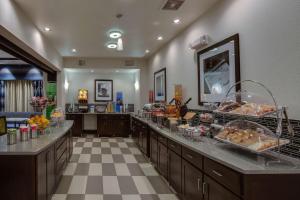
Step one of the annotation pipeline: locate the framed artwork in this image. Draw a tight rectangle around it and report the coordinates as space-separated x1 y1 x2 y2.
94 79 113 102
154 68 167 102
197 34 240 105
0 116 7 136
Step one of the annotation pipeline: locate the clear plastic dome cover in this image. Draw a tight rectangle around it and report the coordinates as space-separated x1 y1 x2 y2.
216 80 279 117
215 120 289 153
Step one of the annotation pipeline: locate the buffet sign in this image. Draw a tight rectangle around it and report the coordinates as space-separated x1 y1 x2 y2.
197 34 240 105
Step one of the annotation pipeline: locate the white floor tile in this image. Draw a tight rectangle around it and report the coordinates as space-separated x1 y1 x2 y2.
88 163 102 176
101 154 113 163
115 163 131 176
124 155 137 163
78 154 91 163
103 176 121 194
93 138 101 142
51 194 67 200
139 163 159 176
118 142 128 148
101 142 110 148
91 147 101 154
129 148 141 155
77 138 85 142
73 147 82 154
85 194 103 200
63 163 77 175
68 176 87 194
109 138 117 142
83 142 93 147
132 176 156 194
111 147 122 154
122 194 141 200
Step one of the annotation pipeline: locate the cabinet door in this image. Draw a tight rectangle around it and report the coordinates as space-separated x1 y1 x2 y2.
182 159 203 200
72 115 83 137
46 146 55 200
169 150 182 195
203 176 239 200
37 147 56 200
37 150 47 200
101 119 113 137
158 142 168 179
150 135 158 167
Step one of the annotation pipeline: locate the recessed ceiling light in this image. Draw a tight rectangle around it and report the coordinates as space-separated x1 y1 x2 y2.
109 31 122 39
173 18 181 24
145 49 150 54
107 43 117 49
116 70 120 72
44 27 51 32
157 36 163 41
91 70 94 73
72 48 77 52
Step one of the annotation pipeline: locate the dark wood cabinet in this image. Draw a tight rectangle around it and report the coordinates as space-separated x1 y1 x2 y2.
150 130 158 167
182 159 203 200
0 130 73 200
168 149 182 195
203 175 240 200
66 114 82 137
158 140 168 179
130 116 300 200
37 145 56 200
97 114 130 137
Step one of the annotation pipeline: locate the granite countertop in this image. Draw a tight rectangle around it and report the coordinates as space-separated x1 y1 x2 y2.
0 120 74 155
132 115 300 174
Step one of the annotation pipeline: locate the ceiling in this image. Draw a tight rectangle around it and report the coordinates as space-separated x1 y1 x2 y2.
14 0 219 58
0 49 28 65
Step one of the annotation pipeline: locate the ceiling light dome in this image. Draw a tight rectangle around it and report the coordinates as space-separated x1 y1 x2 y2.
106 42 117 49
109 31 122 39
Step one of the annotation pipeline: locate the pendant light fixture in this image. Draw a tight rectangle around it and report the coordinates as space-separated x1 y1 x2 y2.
106 14 124 51
117 38 123 51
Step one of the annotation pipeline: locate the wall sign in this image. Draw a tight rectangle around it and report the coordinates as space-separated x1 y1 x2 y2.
94 79 113 102
197 34 240 105
154 68 167 102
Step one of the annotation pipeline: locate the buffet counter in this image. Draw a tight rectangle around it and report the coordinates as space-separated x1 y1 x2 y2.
0 120 73 155
131 115 300 200
132 115 300 174
66 112 130 137
0 121 73 200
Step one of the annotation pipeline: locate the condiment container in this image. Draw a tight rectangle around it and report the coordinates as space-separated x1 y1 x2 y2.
7 129 17 145
20 125 29 141
30 124 38 139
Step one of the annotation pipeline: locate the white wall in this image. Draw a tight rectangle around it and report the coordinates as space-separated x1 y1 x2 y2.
63 57 148 110
147 0 300 119
65 71 136 106
0 0 62 70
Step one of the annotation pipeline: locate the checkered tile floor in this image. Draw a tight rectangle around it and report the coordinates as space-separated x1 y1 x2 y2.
52 136 178 200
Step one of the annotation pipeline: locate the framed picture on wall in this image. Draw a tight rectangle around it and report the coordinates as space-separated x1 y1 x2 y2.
0 116 6 136
154 68 167 102
197 34 240 105
95 79 113 102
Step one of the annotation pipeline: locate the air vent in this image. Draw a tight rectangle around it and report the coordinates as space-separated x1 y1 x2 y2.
162 0 185 10
78 59 86 66
124 60 135 67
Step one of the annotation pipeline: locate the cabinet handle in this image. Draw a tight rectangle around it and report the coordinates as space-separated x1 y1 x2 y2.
212 170 223 177
186 154 193 159
202 182 207 195
197 178 201 191
170 144 175 148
